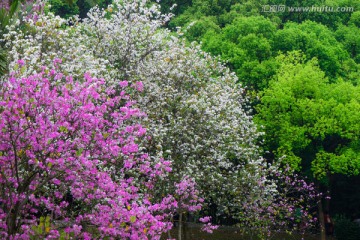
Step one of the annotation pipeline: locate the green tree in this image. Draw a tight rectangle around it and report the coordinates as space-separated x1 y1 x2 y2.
156 0 192 16
183 16 359 92
169 0 360 31
47 0 112 19
183 16 220 42
272 21 351 80
256 51 360 175
349 11 360 27
266 0 360 28
200 16 278 91
335 24 360 64
167 0 360 94
255 51 360 239
48 0 79 18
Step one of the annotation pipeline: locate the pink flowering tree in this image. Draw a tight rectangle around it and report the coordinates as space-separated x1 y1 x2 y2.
173 176 217 239
0 60 178 239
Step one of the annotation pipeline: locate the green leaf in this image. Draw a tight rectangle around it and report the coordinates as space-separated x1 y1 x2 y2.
76 148 83 157
130 216 136 223
102 132 109 139
59 126 68 133
20 66 26 74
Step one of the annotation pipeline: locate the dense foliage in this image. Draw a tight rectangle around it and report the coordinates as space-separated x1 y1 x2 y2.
0 0 340 239
3 1 270 224
256 51 360 176
166 0 360 226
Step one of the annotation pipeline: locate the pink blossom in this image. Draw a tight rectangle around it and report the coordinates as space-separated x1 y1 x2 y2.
0 65 176 239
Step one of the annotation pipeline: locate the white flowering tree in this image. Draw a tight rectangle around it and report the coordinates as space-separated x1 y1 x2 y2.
2 0 320 238
78 2 280 233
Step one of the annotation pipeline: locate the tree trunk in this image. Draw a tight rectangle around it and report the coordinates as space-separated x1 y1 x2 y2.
183 213 188 240
7 204 19 239
168 216 173 239
318 200 326 240
178 212 183 240
7 212 17 239
167 230 172 239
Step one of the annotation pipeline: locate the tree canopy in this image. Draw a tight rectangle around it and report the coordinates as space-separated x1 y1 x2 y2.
2 0 359 238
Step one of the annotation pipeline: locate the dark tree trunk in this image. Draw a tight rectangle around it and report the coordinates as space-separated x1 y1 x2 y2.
178 212 183 240
318 196 326 240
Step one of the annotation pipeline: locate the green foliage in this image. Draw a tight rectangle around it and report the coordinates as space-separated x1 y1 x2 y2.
47 0 112 19
48 0 79 19
272 21 351 80
349 11 360 27
222 15 277 41
77 0 113 19
168 0 360 31
333 215 360 240
157 0 192 16
0 46 7 76
178 12 359 91
200 16 278 90
183 16 220 42
167 0 360 228
256 51 360 178
335 24 360 64
31 216 51 237
331 174 360 219
168 0 360 92
0 3 14 34
76 0 92 18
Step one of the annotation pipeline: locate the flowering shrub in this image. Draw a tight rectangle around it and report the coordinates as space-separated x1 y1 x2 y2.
233 164 321 238
175 176 203 213
0 61 177 239
2 1 110 81
199 217 218 233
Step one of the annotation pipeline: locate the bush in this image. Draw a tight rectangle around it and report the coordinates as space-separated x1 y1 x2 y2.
334 215 360 240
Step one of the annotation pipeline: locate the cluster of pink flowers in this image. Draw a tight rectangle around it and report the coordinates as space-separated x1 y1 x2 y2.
175 176 203 212
0 60 180 239
199 217 218 233
174 177 218 232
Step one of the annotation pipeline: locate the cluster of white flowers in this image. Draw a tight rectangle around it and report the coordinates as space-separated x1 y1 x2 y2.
3 6 111 80
2 0 279 221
